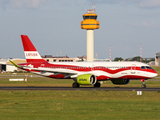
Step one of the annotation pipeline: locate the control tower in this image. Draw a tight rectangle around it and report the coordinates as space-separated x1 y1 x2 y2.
81 8 99 61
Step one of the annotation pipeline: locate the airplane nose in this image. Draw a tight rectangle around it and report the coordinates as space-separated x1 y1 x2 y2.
152 71 158 78
154 73 158 77
149 70 158 78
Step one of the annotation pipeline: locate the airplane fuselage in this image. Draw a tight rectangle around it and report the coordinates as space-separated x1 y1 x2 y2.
10 35 157 88
19 61 157 80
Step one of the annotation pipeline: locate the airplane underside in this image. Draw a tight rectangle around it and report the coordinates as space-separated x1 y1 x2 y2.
29 70 150 88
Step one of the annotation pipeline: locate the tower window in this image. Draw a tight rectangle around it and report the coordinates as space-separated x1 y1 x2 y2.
83 16 97 20
90 16 97 19
83 16 89 19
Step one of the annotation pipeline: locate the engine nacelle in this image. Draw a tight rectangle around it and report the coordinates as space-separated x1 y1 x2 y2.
77 74 97 85
111 79 130 85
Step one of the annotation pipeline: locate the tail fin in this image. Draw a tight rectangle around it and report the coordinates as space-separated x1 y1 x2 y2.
21 35 46 63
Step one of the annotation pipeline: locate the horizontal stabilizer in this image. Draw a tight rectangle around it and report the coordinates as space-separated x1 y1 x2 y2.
9 60 21 68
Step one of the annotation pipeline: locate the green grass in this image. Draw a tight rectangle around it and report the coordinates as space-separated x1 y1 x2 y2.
0 72 160 87
0 67 160 120
0 90 160 120
0 77 160 87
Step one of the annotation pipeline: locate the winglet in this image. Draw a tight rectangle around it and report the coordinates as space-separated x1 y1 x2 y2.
9 60 21 68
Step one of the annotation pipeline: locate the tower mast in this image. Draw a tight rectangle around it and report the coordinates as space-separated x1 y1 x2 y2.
81 6 100 61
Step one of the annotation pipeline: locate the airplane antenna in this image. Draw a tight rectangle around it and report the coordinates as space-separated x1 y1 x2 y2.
109 45 111 62
140 44 142 62
92 3 96 13
96 53 98 59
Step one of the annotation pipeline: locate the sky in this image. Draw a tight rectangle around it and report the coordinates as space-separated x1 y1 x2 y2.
0 0 160 60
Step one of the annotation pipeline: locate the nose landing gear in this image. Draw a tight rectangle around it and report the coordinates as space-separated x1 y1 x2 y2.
140 79 146 88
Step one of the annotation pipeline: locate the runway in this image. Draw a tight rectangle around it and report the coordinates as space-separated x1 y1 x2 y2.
0 86 160 91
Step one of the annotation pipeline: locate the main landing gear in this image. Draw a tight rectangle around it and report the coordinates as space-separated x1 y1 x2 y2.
72 82 79 88
140 79 146 88
93 82 101 87
72 82 101 88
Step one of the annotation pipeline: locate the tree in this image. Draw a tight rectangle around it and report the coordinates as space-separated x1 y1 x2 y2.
131 56 140 61
114 57 124 61
129 56 155 63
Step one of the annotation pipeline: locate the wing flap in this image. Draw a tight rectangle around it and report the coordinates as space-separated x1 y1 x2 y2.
33 67 78 75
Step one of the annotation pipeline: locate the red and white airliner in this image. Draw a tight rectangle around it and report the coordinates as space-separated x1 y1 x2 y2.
10 35 157 88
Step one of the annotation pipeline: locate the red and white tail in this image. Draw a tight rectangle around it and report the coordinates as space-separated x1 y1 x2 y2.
21 35 46 63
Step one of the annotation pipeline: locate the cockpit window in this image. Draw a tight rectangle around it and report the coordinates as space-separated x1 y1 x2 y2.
141 66 145 69
141 66 153 69
146 66 152 69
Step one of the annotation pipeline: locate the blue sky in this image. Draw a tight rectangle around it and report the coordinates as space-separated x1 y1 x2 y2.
0 0 160 60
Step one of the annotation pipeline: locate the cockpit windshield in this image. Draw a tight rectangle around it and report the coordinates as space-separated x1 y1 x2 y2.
141 66 153 69
146 66 152 69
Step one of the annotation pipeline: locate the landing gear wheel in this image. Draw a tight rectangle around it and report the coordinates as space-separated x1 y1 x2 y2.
140 79 147 88
72 82 79 88
141 84 146 88
93 82 101 87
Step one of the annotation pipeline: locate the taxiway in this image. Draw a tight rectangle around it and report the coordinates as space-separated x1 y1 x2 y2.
0 86 160 91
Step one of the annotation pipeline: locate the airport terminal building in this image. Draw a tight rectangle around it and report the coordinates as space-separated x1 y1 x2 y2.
0 55 80 72
0 55 111 72
42 55 77 62
155 52 160 66
0 59 26 72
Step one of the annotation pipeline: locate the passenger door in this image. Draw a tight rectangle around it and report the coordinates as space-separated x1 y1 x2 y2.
131 64 136 74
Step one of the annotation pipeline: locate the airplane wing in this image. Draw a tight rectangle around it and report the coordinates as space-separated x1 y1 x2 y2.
9 60 100 78
31 67 102 78
9 60 80 78
33 67 78 74
33 67 79 78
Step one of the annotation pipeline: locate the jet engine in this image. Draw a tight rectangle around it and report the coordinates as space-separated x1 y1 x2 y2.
111 79 130 85
77 74 97 85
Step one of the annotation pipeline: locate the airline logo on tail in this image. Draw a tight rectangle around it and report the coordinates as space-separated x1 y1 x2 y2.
26 52 38 57
25 51 41 59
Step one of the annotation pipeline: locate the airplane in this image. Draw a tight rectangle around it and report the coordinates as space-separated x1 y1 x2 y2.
10 35 157 88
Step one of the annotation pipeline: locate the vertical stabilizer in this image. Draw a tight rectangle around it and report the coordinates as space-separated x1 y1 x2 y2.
21 35 46 63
